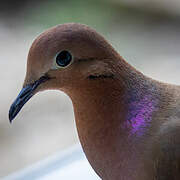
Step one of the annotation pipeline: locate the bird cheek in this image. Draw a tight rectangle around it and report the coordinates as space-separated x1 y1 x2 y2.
41 74 63 90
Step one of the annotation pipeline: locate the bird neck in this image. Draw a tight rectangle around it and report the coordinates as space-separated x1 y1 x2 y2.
67 62 161 178
68 57 160 138
70 75 159 138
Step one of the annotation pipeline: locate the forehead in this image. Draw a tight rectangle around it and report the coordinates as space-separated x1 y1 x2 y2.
30 25 88 54
29 25 106 60
33 24 94 46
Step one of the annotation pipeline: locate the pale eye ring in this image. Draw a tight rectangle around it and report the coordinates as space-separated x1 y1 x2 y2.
56 50 72 67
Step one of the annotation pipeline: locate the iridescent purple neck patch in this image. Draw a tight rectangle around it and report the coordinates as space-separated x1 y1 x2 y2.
125 94 158 137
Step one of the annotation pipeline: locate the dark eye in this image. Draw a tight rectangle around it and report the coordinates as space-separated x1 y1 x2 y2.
56 50 72 67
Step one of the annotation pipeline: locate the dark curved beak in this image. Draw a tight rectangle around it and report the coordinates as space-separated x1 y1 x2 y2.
9 76 49 123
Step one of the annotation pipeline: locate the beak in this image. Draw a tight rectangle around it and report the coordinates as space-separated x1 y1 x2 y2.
9 75 49 123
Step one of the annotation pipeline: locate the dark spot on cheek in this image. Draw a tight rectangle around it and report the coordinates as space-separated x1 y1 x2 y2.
88 74 114 80
77 57 95 62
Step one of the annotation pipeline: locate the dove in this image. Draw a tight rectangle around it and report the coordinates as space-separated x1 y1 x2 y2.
9 23 180 180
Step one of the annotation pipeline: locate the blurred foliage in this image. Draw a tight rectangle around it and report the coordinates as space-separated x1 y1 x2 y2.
1 0 180 31
24 0 118 31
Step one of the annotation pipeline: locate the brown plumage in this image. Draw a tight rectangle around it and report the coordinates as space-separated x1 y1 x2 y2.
9 23 180 180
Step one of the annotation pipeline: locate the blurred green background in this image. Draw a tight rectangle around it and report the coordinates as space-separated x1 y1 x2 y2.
1 0 180 177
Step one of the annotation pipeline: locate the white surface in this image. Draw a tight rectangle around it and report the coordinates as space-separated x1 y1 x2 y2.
4 144 101 180
40 159 99 180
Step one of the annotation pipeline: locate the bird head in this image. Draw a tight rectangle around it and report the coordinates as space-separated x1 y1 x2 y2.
9 23 119 122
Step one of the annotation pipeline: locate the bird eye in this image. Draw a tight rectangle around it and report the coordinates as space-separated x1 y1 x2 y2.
56 50 72 67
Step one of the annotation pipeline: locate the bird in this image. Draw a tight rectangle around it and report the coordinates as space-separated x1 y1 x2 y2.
9 23 180 180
